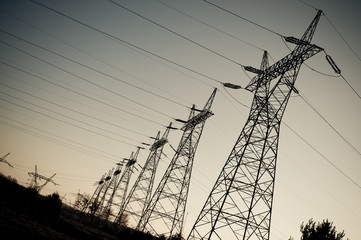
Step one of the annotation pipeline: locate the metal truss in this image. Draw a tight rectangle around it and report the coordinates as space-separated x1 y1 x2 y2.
137 89 217 238
187 10 323 240
115 123 174 228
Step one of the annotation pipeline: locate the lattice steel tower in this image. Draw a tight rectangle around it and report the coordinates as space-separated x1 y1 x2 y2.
187 10 323 240
98 160 125 221
137 88 217 238
28 165 58 193
112 147 141 224
116 123 174 228
82 170 113 216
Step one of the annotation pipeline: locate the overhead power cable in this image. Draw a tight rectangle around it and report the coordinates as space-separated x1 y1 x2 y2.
155 0 265 52
323 13 361 62
0 57 165 125
0 91 141 145
0 39 172 120
296 0 318 10
0 59 163 126
283 121 361 190
339 74 361 99
202 0 283 37
0 114 119 163
107 0 246 69
30 0 223 85
299 92 361 158
0 81 147 137
0 8 192 107
0 29 187 114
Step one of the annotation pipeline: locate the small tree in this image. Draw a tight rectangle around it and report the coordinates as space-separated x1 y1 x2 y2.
300 219 346 240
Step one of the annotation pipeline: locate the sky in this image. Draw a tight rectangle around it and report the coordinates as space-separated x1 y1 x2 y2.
0 0 360 239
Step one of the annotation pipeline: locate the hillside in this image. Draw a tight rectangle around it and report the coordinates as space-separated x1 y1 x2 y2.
0 173 162 240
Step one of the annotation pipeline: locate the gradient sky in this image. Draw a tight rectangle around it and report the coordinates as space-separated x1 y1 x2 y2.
0 0 360 239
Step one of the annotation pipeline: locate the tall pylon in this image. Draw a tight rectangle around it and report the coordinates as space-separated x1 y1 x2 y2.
187 10 323 240
28 165 58 193
137 88 217 238
116 123 174 228
112 147 142 224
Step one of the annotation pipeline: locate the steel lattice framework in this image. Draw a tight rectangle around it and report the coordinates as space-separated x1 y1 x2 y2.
28 165 58 193
137 88 217 238
116 123 173 228
187 10 323 240
80 173 105 214
112 147 141 224
97 162 124 221
82 170 112 216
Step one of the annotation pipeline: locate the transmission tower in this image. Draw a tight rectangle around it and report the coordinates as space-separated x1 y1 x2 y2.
98 160 125 221
116 123 175 228
82 170 112 216
0 152 13 167
137 88 217 238
111 147 142 224
187 10 323 240
28 165 58 193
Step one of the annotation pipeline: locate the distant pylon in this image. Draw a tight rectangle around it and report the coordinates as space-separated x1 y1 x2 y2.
187 10 323 240
116 123 174 228
0 152 13 167
93 167 115 217
28 165 58 193
83 170 112 216
137 88 217 238
98 160 125 221
111 147 142 224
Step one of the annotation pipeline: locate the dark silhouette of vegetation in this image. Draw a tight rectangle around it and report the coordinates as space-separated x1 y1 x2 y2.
289 219 348 240
0 173 169 239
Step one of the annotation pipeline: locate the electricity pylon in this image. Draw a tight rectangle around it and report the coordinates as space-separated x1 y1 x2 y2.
137 88 217 238
82 170 112 216
0 152 13 167
187 10 323 240
28 165 58 193
116 123 175 228
111 147 142 224
98 160 125 221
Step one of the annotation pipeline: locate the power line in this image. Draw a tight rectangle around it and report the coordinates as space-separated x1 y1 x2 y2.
0 92 142 146
0 59 163 126
323 13 361 62
0 57 166 127
202 0 284 37
0 30 186 116
299 92 361 158
0 8 193 107
339 73 361 99
283 121 361 190
0 115 119 163
106 0 245 68
155 0 265 52
0 80 148 138
29 0 223 85
296 0 318 10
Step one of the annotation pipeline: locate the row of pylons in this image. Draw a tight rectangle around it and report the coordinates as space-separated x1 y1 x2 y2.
79 88 217 238
79 10 325 240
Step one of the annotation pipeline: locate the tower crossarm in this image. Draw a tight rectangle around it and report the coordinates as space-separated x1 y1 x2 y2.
245 44 323 92
181 110 214 131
